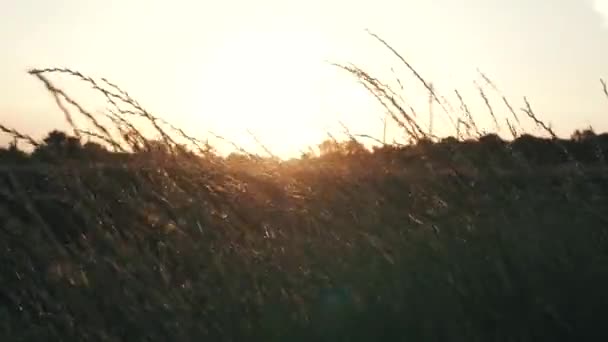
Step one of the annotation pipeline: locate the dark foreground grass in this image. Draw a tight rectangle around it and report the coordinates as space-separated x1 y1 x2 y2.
2 152 608 341
2 35 608 341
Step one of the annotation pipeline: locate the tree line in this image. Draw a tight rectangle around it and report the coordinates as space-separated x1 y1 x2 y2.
2 128 608 167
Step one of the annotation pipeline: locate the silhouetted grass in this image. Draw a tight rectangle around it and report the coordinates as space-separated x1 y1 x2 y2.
1 33 608 341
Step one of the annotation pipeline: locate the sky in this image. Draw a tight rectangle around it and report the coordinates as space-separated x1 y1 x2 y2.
2 0 608 157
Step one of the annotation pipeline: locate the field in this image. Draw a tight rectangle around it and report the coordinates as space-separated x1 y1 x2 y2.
2 43 608 341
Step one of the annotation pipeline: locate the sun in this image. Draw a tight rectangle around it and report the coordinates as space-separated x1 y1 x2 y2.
193 28 340 158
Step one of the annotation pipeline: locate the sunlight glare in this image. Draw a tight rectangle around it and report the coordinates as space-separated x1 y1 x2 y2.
194 28 344 157
593 0 608 28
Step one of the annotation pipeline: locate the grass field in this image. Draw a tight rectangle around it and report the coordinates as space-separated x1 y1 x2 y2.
2 40 608 341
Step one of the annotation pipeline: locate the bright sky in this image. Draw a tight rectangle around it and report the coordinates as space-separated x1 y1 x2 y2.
2 0 608 157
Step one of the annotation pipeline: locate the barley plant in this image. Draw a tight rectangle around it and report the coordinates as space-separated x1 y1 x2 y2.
1 34 608 341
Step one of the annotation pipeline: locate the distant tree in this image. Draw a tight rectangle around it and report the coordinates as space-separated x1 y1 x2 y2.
342 139 368 155
569 128 603 162
571 128 596 142
440 136 459 145
478 133 505 146
0 140 29 163
43 130 69 148
318 139 367 157
33 130 84 161
416 137 434 147
598 133 608 154
65 136 83 157
82 141 108 160
318 139 340 156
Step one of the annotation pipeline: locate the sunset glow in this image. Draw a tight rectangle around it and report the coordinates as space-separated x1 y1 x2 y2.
2 0 608 157
191 28 354 156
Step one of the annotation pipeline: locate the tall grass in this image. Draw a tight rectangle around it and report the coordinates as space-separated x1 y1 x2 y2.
1 33 608 341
